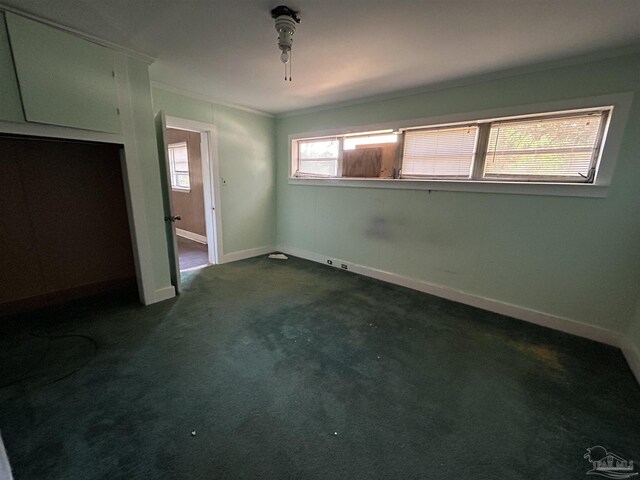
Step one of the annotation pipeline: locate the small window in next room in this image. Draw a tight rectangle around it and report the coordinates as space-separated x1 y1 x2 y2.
168 141 190 191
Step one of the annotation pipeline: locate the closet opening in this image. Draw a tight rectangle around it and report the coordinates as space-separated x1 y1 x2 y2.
0 134 138 315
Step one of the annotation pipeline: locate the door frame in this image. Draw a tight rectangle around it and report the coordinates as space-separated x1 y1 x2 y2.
163 115 223 268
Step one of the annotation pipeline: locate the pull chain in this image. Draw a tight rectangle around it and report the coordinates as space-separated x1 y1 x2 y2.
283 51 293 82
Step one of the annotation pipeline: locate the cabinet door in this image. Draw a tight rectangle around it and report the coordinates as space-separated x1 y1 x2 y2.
5 13 121 133
0 12 24 122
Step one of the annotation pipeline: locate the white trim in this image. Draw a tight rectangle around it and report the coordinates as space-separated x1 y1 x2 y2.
0 3 155 63
278 245 623 347
153 285 176 303
118 148 149 304
176 228 207 244
157 111 182 294
164 115 223 267
287 92 632 197
622 338 640 385
151 81 274 118
0 120 123 144
221 246 276 264
201 128 222 265
286 93 632 143
288 177 609 198
114 55 160 305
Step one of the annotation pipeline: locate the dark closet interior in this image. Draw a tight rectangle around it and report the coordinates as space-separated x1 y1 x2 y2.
0 135 138 315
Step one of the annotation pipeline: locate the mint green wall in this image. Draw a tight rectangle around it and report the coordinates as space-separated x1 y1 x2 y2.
276 53 640 334
152 88 276 254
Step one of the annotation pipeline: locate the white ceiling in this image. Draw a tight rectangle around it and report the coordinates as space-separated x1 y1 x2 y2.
3 0 640 115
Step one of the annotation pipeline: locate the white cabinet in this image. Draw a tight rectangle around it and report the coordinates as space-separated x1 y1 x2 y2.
5 13 121 133
0 12 24 122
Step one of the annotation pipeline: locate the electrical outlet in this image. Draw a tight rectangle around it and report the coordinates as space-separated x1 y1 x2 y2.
327 260 333 265
341 264 348 270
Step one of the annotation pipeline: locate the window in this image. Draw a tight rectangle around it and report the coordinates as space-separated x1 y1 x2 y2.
297 138 339 177
294 132 400 179
343 132 398 178
483 112 605 182
168 142 190 191
402 125 478 178
291 106 611 186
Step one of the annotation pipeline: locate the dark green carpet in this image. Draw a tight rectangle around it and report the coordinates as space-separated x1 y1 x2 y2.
0 256 639 479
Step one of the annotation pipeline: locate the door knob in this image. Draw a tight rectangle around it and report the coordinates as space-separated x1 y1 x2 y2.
164 215 182 222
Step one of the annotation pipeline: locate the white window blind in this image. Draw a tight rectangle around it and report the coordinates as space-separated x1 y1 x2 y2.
298 138 339 176
483 112 605 180
402 125 478 177
168 142 190 190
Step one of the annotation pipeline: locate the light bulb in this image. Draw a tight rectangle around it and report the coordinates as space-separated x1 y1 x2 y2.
280 50 289 64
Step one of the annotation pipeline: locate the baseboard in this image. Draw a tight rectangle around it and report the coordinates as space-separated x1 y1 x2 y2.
176 228 207 245
278 245 622 347
622 339 640 385
221 245 277 264
153 285 176 303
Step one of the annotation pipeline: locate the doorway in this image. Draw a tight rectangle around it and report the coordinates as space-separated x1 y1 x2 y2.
157 114 223 291
165 128 209 271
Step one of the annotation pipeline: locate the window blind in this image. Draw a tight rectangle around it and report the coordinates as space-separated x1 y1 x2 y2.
402 126 478 177
168 142 190 189
483 112 604 180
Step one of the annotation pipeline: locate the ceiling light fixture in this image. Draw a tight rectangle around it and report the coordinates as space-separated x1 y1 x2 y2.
271 5 300 82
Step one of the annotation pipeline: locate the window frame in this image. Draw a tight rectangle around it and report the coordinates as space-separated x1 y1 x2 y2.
168 141 191 192
400 123 480 180
288 92 633 198
295 136 342 178
477 110 608 183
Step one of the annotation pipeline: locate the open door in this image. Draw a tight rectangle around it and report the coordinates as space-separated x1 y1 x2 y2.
164 116 223 268
155 111 181 294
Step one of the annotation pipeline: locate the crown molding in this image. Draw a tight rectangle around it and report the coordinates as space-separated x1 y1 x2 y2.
150 81 274 118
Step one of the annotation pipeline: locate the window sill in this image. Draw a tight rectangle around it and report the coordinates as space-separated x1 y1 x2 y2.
172 187 191 193
287 177 609 198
